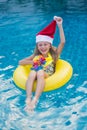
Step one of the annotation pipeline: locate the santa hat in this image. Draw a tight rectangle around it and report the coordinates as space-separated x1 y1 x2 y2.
36 17 57 44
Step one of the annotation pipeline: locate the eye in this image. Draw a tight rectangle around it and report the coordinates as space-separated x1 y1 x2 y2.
38 44 42 47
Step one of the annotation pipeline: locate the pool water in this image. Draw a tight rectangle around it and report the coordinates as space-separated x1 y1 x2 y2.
0 0 87 130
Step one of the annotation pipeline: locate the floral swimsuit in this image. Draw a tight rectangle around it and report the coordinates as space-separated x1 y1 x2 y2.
31 53 55 76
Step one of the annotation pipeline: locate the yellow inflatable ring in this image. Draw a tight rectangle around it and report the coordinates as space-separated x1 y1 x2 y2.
13 59 73 92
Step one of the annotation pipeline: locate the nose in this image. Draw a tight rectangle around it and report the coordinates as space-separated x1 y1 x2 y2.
41 45 45 48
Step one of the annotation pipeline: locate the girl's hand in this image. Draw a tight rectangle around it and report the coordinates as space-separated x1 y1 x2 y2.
54 16 63 27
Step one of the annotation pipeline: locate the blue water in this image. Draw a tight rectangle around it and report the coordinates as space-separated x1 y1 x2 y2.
0 0 87 130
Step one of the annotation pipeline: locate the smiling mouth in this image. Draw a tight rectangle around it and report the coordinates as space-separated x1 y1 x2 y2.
41 49 46 52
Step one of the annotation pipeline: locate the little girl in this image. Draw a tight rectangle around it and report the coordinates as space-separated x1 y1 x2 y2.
19 16 65 111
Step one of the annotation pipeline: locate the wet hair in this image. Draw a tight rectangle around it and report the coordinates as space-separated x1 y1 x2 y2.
33 44 58 63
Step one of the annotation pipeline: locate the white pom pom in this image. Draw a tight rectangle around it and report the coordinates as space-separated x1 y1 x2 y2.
53 16 63 24
54 16 58 21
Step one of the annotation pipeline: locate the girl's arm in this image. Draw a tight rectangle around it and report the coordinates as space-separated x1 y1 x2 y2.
54 16 65 56
19 54 34 65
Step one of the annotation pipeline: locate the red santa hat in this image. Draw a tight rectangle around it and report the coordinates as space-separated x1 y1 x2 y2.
36 17 57 44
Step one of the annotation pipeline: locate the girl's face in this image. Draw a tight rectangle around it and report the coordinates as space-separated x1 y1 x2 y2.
37 41 51 56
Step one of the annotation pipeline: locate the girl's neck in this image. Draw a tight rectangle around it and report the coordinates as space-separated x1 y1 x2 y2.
42 53 49 57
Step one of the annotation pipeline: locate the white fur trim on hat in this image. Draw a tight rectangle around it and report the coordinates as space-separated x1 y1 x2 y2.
36 35 53 44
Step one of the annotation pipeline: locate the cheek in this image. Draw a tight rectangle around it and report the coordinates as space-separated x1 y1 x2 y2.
37 46 41 51
37 45 40 49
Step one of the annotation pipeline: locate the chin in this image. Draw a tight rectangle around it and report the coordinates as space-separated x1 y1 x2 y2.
41 52 47 55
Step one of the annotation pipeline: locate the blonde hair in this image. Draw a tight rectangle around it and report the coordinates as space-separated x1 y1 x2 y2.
34 44 58 63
